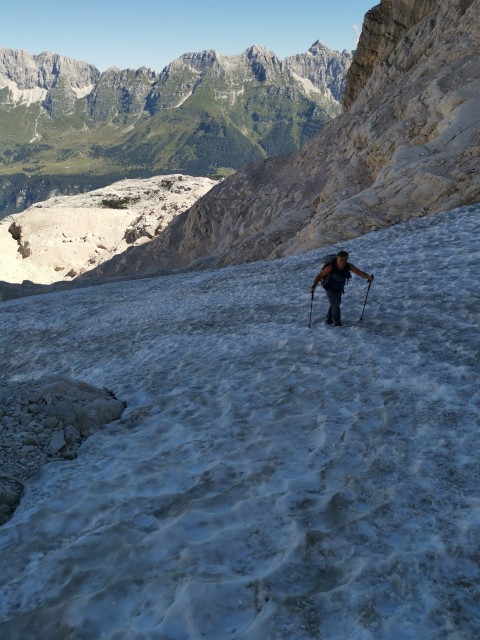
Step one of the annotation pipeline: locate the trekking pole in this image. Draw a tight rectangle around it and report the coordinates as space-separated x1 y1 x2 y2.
359 280 372 321
308 291 314 328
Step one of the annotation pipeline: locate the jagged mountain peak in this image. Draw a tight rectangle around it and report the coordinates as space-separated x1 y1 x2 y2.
306 40 352 57
33 49 96 69
160 49 222 78
0 46 100 103
307 40 335 55
99 66 156 80
241 45 282 82
34 50 64 64
244 44 278 58
177 49 220 65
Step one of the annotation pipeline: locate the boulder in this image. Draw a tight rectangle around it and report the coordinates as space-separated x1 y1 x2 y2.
0 376 125 526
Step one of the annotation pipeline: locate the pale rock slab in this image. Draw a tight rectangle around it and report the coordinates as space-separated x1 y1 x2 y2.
0 174 217 284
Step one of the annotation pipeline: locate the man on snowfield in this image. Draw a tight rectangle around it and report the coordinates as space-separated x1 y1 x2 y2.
310 250 374 326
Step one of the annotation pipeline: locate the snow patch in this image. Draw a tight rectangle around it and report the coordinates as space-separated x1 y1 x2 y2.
175 91 193 108
290 71 332 100
0 79 47 105
0 205 479 638
72 84 94 99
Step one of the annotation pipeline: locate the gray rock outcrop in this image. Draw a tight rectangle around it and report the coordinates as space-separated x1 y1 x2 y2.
0 376 125 525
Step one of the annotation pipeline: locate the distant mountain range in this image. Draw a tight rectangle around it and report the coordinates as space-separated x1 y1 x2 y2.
0 42 352 216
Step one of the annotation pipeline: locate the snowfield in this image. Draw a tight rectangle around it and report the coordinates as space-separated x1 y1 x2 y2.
1 204 479 639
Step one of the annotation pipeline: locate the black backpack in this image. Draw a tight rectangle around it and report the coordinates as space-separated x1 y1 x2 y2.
320 254 351 288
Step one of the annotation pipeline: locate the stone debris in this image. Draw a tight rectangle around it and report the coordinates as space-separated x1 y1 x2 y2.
0 376 125 525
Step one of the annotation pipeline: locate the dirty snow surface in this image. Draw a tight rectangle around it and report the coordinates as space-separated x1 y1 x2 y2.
1 205 479 639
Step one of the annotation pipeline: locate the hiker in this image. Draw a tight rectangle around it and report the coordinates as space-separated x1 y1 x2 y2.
310 251 374 326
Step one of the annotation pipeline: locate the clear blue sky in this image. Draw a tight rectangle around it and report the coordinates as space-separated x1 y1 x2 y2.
1 1 375 73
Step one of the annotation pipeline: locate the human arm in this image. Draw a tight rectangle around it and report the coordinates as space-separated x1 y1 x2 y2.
310 265 332 293
349 263 374 282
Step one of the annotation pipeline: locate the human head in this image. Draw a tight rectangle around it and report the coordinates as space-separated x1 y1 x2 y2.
336 250 349 267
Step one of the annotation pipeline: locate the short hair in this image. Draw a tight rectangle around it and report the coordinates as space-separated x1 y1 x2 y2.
337 250 349 258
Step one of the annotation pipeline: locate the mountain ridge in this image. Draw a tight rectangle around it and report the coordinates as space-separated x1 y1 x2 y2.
0 41 351 216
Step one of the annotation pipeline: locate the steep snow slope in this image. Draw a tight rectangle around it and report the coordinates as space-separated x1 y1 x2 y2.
0 204 479 638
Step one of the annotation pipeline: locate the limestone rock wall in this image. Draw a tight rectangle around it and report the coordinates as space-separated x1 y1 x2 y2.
342 0 438 110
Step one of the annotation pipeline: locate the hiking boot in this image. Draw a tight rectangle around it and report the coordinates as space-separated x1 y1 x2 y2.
334 322 342 326
325 318 333 325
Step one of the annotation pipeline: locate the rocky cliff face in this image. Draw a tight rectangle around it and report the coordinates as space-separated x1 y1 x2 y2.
342 0 438 109
0 49 99 114
88 67 156 122
92 0 478 279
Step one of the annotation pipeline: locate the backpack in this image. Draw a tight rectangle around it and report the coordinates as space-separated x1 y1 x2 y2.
319 254 351 288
